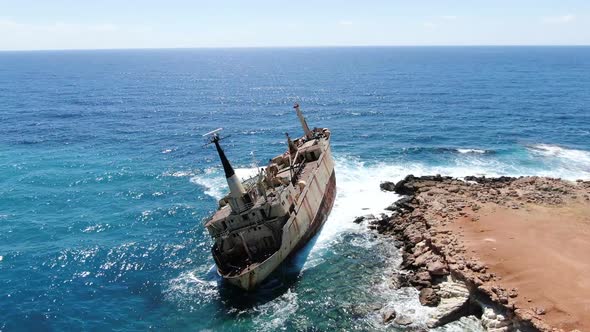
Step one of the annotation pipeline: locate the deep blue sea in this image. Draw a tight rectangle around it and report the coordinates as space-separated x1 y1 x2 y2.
1 47 589 331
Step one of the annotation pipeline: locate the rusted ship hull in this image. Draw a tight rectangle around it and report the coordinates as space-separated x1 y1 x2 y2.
292 171 336 253
223 147 336 290
204 104 335 291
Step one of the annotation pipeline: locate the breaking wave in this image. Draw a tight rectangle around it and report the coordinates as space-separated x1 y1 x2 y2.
527 143 590 165
401 147 494 155
526 144 590 179
456 148 488 154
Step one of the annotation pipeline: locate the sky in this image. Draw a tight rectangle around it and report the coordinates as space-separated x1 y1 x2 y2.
0 0 589 50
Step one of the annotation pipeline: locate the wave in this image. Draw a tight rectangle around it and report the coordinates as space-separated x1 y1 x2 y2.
401 147 494 155
527 143 590 165
526 144 590 179
456 148 487 154
162 170 194 178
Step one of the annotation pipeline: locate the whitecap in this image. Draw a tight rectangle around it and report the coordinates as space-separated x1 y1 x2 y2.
170 171 193 177
456 148 487 154
82 224 108 233
528 143 590 164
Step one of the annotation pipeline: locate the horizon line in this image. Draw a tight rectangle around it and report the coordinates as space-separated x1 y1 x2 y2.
2 44 590 52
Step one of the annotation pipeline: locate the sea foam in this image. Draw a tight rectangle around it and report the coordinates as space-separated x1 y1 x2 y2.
528 143 590 165
527 144 590 179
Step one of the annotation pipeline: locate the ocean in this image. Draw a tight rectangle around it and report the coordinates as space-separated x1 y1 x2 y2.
0 47 589 331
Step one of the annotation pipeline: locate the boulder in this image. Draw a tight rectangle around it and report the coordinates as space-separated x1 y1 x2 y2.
448 186 460 193
393 175 418 195
427 260 449 276
394 314 413 326
409 270 432 289
419 287 440 307
380 181 396 192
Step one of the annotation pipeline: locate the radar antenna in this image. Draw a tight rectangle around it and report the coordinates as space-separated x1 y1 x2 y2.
203 127 223 137
202 128 231 147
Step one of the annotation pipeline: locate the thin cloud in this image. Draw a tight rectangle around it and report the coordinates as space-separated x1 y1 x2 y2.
543 14 575 24
441 15 457 20
338 20 353 26
423 22 437 29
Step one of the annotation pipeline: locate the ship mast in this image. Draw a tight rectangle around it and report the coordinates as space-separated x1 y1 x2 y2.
293 103 312 139
204 128 250 213
211 134 246 198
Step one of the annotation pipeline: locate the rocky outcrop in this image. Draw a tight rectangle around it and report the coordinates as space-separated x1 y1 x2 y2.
371 175 590 331
427 277 470 328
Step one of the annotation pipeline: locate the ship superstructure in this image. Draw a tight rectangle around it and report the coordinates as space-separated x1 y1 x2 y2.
204 104 336 290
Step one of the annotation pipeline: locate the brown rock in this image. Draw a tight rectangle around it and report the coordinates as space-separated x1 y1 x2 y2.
419 287 440 307
427 260 449 276
448 186 460 193
410 270 432 289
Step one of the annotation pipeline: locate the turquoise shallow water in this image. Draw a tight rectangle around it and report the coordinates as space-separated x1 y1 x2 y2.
1 47 589 331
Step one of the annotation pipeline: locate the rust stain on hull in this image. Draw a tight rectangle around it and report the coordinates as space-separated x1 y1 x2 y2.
292 171 336 253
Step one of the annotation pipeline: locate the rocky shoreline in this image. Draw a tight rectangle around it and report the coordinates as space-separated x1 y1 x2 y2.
358 175 590 331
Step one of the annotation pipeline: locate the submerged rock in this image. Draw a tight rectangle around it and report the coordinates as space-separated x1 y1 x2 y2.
382 307 397 323
394 313 413 326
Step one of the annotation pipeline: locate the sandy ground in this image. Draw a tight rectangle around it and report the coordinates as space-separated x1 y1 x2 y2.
452 203 590 331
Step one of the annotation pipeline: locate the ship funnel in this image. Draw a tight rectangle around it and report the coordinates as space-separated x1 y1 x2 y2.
203 129 246 198
293 103 312 139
